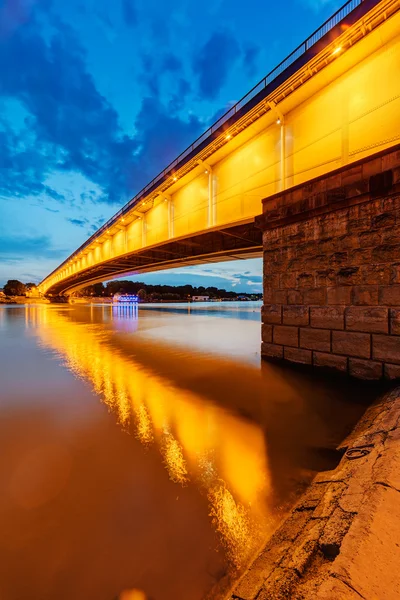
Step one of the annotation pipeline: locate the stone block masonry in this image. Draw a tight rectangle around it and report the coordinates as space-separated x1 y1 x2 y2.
256 143 400 380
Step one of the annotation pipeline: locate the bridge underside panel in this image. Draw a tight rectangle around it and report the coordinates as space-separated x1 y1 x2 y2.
49 222 263 295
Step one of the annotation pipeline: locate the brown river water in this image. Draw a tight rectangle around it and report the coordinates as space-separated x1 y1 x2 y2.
0 303 377 600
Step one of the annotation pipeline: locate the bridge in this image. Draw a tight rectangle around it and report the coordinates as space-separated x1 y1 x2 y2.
39 0 400 378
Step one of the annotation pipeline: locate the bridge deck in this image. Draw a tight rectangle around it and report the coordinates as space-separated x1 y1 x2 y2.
40 0 400 295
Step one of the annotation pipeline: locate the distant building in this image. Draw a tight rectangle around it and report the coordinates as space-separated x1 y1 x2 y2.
0 289 5 297
192 295 210 302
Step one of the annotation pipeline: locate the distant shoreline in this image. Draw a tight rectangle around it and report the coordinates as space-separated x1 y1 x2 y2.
0 297 50 305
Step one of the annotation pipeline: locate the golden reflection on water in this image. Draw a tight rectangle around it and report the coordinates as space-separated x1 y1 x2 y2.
119 590 147 600
27 305 272 569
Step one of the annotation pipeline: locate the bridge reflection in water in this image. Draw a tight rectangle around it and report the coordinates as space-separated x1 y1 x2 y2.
17 304 374 598
28 304 272 570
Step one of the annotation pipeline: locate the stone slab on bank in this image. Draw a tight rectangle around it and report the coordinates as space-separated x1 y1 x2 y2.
229 386 400 600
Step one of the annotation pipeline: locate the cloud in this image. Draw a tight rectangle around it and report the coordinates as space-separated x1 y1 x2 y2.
150 263 263 291
162 54 181 73
66 215 105 234
127 96 202 189
67 218 88 227
121 0 137 27
0 11 205 210
30 202 60 213
0 119 65 201
0 233 67 260
88 216 105 234
80 190 99 204
138 50 192 117
193 31 241 100
0 0 38 39
0 15 139 205
19 272 41 282
301 0 341 11
136 269 262 293
243 43 260 78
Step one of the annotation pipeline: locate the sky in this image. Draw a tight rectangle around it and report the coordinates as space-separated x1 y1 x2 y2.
0 0 344 292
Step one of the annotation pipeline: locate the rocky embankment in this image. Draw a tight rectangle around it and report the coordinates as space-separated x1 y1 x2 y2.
229 387 400 600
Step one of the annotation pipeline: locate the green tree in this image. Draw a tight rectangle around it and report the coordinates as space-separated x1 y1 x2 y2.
137 288 147 301
3 280 26 296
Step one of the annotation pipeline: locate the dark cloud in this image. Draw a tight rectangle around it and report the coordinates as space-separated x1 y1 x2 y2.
96 7 114 31
0 0 36 39
232 273 263 284
138 52 191 115
128 96 202 189
89 216 105 233
66 215 104 234
0 13 203 208
121 0 137 27
139 53 160 97
0 120 65 201
67 217 88 227
80 190 99 204
168 77 192 112
0 16 138 205
29 203 60 213
162 54 181 73
0 233 67 260
193 31 241 100
243 43 260 78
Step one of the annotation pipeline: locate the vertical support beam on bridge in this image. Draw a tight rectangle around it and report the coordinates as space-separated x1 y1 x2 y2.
280 121 286 192
142 214 147 247
197 160 213 228
117 224 127 254
212 172 217 227
158 192 174 240
107 232 113 259
268 101 286 192
208 166 214 228
168 197 174 239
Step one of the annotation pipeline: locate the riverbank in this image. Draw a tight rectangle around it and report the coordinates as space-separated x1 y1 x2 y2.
223 386 400 600
0 297 50 304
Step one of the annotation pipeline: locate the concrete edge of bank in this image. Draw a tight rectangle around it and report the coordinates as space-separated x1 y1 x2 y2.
226 386 400 600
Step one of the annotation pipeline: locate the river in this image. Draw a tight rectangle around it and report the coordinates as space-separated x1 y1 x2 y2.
0 302 376 600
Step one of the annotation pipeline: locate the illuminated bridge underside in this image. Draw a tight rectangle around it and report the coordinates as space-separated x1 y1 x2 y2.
47 222 262 295
40 0 400 296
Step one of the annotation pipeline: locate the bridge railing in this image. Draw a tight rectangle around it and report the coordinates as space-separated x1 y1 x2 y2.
44 0 366 280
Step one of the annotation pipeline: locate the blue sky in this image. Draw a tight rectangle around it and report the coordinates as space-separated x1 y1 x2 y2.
0 0 343 291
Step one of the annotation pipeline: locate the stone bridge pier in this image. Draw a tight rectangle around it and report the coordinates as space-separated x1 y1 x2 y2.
257 144 400 380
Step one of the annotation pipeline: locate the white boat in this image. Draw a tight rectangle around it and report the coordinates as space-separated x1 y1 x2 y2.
113 293 139 304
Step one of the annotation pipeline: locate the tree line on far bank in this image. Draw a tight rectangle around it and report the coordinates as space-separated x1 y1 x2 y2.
1 279 262 301
76 280 261 301
1 280 37 296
